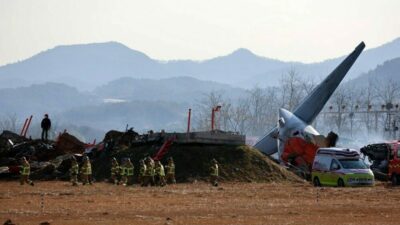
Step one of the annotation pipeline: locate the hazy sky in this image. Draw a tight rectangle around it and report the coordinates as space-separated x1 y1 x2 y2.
1 0 400 66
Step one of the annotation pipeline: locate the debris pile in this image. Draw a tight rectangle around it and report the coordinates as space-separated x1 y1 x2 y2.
0 130 85 180
104 129 139 146
0 130 27 156
0 129 302 183
55 133 85 155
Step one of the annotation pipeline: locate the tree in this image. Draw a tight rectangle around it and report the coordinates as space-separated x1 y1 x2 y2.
0 114 18 133
279 68 303 111
229 98 250 134
329 85 352 133
374 79 400 104
194 91 226 131
247 86 279 136
358 78 378 135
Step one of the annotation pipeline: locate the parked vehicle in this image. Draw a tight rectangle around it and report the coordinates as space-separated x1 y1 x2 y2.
361 142 400 185
312 148 374 187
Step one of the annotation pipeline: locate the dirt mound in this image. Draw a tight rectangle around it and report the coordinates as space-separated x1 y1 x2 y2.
54 133 85 154
93 143 302 183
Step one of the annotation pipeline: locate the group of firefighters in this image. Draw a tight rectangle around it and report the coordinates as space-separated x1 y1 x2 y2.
18 156 220 187
110 156 176 186
69 155 92 185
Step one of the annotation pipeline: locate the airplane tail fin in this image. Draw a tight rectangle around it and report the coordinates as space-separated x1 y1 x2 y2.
254 42 365 155
294 42 365 124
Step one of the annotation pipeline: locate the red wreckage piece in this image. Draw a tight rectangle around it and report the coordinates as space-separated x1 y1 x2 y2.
281 137 319 171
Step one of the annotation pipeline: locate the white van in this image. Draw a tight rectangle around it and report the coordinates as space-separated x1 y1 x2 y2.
311 148 374 187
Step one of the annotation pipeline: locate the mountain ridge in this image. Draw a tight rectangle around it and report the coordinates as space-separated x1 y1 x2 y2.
1 38 400 90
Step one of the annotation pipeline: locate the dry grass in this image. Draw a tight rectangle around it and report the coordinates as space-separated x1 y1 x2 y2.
0 181 399 225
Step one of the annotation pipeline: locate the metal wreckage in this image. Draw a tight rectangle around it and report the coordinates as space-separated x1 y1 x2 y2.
254 42 366 179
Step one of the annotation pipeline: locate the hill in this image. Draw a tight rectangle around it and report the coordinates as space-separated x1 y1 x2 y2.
0 82 98 117
93 144 302 182
1 38 400 89
0 77 249 141
0 42 162 90
348 57 400 86
94 76 246 102
60 100 188 133
246 38 400 87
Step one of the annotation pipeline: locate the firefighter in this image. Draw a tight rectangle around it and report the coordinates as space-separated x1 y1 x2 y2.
110 157 120 185
149 157 156 186
138 159 146 185
210 158 219 187
20 157 34 186
155 160 166 186
70 156 79 186
81 156 92 185
120 159 127 186
142 157 155 186
125 158 134 186
165 157 176 184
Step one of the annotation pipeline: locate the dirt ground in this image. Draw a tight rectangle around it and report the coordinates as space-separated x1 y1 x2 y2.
0 181 399 225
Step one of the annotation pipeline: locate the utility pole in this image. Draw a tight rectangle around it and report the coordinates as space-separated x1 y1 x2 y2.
211 105 221 131
187 108 191 136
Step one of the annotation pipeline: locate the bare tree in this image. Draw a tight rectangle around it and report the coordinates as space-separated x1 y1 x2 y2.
247 86 279 135
194 91 225 131
328 85 352 133
0 114 18 133
358 78 378 135
229 98 250 134
299 76 317 96
374 79 400 104
279 68 303 111
345 84 365 137
219 99 233 131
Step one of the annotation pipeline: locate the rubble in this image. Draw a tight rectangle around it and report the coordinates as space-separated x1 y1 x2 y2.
0 131 85 180
104 129 139 146
55 133 85 155
0 129 302 183
0 130 27 158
